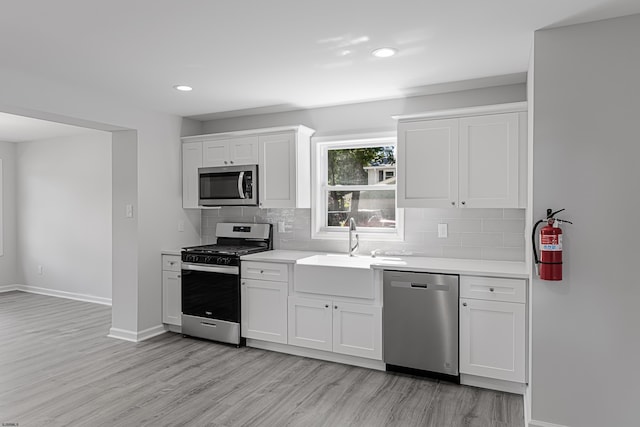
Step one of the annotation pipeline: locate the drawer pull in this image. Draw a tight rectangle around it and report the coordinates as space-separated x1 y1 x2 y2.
489 287 495 292
463 302 467 307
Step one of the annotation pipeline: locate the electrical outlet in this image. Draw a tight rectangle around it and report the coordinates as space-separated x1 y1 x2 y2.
277 221 286 233
125 204 134 218
37 265 43 275
438 223 448 238
178 220 185 232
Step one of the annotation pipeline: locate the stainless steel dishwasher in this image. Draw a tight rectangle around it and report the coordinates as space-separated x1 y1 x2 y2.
383 270 459 382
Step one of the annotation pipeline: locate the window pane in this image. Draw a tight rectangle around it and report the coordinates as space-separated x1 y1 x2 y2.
327 190 396 228
327 146 395 185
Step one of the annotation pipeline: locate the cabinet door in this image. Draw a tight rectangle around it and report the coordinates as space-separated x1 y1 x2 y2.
460 298 525 382
397 119 459 208
459 113 519 208
241 279 288 344
259 132 296 208
182 142 202 209
288 296 332 351
162 271 182 326
202 140 230 167
229 136 259 165
333 302 382 360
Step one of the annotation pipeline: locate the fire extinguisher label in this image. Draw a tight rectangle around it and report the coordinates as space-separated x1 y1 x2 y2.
541 234 562 251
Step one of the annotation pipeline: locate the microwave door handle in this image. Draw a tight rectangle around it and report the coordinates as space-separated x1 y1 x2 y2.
237 171 246 199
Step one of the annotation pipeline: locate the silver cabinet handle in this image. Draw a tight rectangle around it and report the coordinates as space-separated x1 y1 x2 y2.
461 201 466 205
260 270 264 274
177 275 181 278
241 282 246 285
224 160 228 164
324 304 329 308
334 305 338 309
489 287 494 292
451 201 455 206
230 160 234 164
462 302 467 307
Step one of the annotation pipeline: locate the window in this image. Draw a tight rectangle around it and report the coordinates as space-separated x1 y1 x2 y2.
312 134 403 241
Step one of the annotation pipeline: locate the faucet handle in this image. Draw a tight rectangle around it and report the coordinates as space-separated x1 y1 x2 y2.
371 249 382 258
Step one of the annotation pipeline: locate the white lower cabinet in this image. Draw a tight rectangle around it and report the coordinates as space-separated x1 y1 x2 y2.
241 278 288 344
459 276 526 383
288 296 382 360
162 255 182 326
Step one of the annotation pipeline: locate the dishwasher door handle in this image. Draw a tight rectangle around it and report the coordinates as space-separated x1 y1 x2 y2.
390 280 429 289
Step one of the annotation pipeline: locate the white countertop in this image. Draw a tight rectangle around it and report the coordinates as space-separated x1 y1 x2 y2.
161 249 182 256
242 250 529 278
241 250 324 264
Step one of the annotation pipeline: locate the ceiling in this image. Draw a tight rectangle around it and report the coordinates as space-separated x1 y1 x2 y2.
1 0 639 123
0 112 102 143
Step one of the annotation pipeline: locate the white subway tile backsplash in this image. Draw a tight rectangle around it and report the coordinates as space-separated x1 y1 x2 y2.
460 208 504 219
201 207 526 262
482 218 525 233
503 233 526 248
422 208 462 219
447 218 482 233
461 232 503 247
481 247 526 261
443 246 482 259
503 208 526 219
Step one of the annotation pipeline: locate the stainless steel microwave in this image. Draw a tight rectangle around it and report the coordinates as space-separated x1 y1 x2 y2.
198 165 257 206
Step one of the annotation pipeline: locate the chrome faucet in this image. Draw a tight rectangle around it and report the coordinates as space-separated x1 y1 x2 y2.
348 217 359 256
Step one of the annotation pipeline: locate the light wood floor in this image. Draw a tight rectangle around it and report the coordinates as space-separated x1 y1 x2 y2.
0 291 524 427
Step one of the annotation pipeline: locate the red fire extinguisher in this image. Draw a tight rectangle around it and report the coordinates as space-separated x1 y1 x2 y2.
532 209 572 281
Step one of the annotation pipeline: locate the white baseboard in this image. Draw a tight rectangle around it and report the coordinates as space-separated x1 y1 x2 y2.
460 374 526 395
108 325 167 343
108 327 139 342
1 284 111 306
524 384 531 426
0 284 19 293
529 419 569 427
137 324 167 341
246 339 386 371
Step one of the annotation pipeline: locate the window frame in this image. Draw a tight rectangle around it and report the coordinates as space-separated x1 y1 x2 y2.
311 132 404 242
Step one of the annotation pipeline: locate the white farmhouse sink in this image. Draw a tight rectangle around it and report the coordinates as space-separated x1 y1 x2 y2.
294 253 405 298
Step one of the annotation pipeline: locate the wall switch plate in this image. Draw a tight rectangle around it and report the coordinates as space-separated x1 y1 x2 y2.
277 221 286 233
125 204 134 218
178 220 185 232
438 223 448 238
37 265 43 275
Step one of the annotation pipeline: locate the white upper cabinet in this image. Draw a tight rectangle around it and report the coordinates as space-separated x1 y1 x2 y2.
181 125 314 209
258 127 314 209
397 118 459 208
182 142 202 209
203 136 258 167
396 103 527 209
459 113 519 208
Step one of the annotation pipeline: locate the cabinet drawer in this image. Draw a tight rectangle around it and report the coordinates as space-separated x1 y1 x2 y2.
162 255 181 272
460 276 526 303
242 261 289 282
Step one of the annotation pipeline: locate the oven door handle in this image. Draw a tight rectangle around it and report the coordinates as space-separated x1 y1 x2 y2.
182 263 239 275
237 171 246 199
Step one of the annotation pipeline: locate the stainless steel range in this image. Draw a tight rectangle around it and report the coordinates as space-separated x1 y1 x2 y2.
181 223 272 345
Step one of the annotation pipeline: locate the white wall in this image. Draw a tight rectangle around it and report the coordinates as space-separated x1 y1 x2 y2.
0 67 202 338
16 132 112 301
0 141 18 286
531 14 640 427
203 84 526 136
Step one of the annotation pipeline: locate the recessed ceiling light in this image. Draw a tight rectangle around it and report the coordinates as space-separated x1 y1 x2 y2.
173 85 193 92
371 47 397 58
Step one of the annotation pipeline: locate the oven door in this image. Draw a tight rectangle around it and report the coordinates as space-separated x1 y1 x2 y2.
198 165 257 206
181 263 240 323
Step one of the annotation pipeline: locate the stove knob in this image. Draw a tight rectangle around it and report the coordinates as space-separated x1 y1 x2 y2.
205 256 214 264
